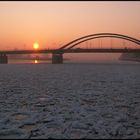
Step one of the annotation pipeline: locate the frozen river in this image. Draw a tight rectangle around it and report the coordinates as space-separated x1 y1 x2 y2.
0 61 140 139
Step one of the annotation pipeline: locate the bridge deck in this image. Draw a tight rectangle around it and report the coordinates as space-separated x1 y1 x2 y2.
62 48 140 53
0 48 140 54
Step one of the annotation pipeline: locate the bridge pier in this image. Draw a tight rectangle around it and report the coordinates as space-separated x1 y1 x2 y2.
0 54 8 64
52 53 63 64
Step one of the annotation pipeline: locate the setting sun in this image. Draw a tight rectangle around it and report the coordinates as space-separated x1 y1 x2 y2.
33 42 39 50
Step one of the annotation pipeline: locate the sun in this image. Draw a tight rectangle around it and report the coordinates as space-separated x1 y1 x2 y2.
33 42 39 50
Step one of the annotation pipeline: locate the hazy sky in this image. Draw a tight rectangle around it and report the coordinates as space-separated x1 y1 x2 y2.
0 1 140 52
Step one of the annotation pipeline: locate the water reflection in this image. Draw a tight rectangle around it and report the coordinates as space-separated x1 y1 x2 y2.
8 59 51 64
34 60 38 64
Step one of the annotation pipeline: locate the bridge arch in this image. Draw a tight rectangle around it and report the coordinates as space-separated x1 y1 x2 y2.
59 33 140 50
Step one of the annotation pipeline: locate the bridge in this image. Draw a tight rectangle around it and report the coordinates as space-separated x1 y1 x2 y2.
0 33 140 64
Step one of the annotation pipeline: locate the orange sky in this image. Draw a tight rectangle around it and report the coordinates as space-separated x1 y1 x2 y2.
0 1 140 61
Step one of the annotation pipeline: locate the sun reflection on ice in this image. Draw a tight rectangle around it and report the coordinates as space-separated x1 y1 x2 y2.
34 60 38 64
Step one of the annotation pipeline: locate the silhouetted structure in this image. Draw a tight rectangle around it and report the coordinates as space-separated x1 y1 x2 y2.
0 54 8 64
52 53 63 64
119 53 140 62
0 33 140 64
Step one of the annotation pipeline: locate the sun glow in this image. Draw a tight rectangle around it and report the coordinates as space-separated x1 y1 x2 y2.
33 42 39 50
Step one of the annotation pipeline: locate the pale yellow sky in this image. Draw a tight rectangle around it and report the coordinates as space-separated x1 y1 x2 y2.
0 1 140 51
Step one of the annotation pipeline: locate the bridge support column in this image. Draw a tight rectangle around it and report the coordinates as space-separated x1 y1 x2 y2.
52 53 63 64
0 54 8 64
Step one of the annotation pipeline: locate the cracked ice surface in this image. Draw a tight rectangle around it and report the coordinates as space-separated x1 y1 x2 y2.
0 62 140 139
